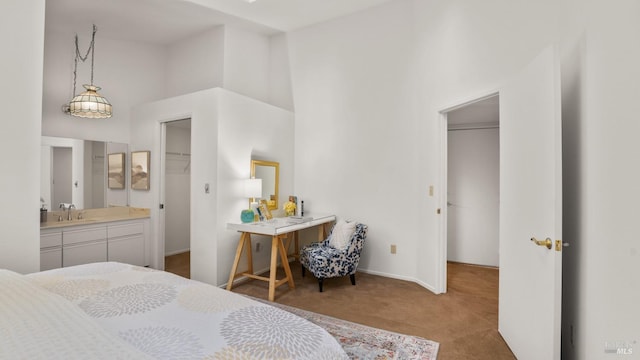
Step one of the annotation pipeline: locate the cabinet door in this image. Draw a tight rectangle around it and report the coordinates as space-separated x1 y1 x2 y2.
63 241 107 267
40 247 62 271
108 235 144 266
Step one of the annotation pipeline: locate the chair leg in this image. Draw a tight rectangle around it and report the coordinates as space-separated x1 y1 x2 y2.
350 274 356 285
301 266 306 277
318 278 324 292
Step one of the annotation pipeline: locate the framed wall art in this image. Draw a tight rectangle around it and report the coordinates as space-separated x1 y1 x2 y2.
131 151 150 190
107 152 125 189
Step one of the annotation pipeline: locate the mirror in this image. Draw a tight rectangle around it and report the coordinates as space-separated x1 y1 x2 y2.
41 136 129 210
250 159 279 210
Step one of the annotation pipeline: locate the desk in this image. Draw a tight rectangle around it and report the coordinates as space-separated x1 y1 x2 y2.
226 214 335 301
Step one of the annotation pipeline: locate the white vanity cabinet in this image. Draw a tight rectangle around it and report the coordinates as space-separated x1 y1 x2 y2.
107 221 145 266
40 218 148 271
62 225 108 267
40 229 62 271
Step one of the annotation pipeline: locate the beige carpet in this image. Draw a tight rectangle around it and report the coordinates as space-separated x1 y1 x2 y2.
166 252 515 360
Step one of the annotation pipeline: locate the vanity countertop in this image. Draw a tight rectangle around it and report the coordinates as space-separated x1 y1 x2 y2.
40 206 150 229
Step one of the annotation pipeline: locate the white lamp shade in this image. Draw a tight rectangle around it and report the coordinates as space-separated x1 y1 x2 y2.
69 84 112 119
244 178 262 198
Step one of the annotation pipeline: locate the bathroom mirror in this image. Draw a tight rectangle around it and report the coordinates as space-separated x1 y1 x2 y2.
41 136 129 210
250 159 279 210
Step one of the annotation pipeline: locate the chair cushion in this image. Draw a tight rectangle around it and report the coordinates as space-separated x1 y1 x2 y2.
328 220 356 250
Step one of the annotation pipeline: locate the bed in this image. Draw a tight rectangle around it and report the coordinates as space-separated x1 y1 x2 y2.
1 262 348 359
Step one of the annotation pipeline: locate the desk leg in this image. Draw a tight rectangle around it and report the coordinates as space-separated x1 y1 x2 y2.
319 224 328 242
293 231 299 260
268 236 280 301
227 232 250 291
277 236 295 288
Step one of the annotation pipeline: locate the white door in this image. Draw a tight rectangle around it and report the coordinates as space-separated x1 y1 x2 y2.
499 46 562 359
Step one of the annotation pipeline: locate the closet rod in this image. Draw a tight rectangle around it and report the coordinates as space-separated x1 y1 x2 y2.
166 151 191 156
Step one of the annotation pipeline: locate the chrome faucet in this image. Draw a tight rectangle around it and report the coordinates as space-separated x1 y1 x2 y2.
67 204 75 221
59 203 75 221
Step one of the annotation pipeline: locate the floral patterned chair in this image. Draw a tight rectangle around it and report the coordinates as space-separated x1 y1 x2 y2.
300 222 368 292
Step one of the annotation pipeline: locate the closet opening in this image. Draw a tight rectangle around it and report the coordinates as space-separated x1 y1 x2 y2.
440 94 500 295
162 118 192 278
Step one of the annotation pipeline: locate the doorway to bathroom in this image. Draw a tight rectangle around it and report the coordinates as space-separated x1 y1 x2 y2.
162 118 191 278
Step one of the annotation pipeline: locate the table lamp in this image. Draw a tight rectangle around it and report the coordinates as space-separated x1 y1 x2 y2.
241 178 262 222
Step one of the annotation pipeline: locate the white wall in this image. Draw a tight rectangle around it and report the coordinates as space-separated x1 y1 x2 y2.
42 28 167 144
165 123 191 255
216 90 294 285
269 34 295 111
0 0 45 273
447 128 499 267
130 88 293 286
166 26 225 98
288 0 559 289
223 27 271 104
560 1 640 358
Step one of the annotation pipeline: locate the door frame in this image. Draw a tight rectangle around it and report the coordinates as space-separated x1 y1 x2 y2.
436 90 499 294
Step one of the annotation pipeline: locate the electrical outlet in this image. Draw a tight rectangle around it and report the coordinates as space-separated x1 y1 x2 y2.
390 245 397 254
256 243 261 252
429 185 434 196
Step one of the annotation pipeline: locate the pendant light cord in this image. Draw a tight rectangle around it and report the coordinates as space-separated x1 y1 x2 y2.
72 25 97 97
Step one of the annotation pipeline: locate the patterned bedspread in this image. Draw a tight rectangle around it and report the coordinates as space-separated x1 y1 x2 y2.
15 262 347 359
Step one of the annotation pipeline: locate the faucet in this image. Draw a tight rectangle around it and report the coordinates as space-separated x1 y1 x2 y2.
59 203 75 221
67 204 75 221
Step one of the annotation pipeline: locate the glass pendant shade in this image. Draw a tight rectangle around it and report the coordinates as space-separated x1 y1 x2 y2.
69 84 112 119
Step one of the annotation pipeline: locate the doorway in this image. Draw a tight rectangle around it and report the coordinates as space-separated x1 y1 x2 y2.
52 147 72 207
438 94 499 293
162 118 192 278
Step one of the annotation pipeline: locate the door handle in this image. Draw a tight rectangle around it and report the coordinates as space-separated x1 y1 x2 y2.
530 237 552 250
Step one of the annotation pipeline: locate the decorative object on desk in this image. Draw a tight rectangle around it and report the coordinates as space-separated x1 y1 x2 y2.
131 151 150 190
243 178 262 222
107 153 125 189
240 209 255 223
284 196 297 216
258 200 272 220
251 159 279 210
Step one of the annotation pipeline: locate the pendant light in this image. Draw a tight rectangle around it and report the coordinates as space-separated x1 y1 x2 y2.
65 25 112 119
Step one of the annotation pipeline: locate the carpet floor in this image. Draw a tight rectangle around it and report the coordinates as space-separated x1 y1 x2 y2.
165 252 515 360
251 296 439 359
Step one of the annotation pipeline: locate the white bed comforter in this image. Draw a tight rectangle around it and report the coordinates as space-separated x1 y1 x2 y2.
6 262 348 359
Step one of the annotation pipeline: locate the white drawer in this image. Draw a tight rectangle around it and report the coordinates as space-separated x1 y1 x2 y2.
108 222 143 238
63 240 107 267
64 226 107 245
41 231 62 248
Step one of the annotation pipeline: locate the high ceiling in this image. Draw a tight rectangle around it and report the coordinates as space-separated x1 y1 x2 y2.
45 0 395 44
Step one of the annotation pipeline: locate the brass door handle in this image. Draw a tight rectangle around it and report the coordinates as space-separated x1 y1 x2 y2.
531 237 552 250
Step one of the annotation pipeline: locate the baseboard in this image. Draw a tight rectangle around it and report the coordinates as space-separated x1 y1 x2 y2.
357 268 438 294
219 260 439 295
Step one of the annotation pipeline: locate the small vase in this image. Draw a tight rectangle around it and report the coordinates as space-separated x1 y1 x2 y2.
241 209 255 223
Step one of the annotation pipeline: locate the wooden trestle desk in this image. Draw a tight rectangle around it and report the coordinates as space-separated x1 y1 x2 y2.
226 214 335 301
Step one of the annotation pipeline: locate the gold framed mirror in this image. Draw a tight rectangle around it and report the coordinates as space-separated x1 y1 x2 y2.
250 159 279 210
